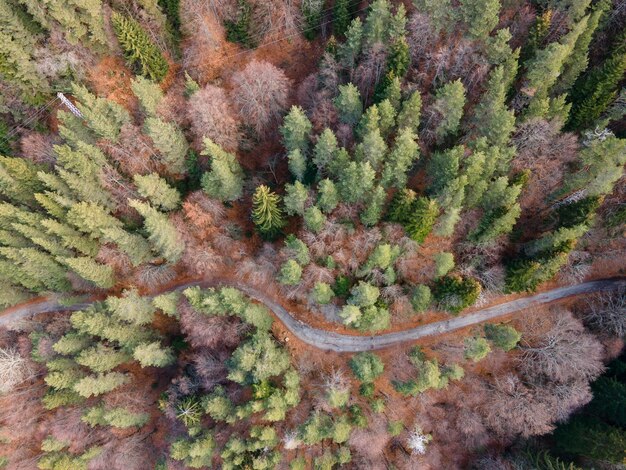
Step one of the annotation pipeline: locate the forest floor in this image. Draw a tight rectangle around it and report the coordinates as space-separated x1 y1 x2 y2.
2 277 624 352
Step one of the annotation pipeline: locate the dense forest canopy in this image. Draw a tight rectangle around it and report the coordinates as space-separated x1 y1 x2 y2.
0 0 625 468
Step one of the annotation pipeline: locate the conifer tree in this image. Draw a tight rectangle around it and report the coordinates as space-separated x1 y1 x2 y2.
131 76 164 116
363 0 391 46
111 11 169 82
279 259 302 285
76 344 130 373
337 18 363 70
287 149 307 181
283 181 309 216
0 247 71 292
129 200 184 263
72 84 131 142
381 127 419 188
405 197 439 243
460 0 500 40
313 129 339 173
134 173 181 211
413 0 455 34
73 371 130 398
285 235 310 265
281 106 312 153
338 161 376 204
484 323 521 351
431 80 466 141
83 405 149 429
486 28 513 64
200 138 244 202
0 156 45 206
60 256 115 289
335 83 363 126
304 206 326 233
251 185 286 238
567 46 626 130
472 66 516 148
355 128 387 170
106 288 156 326
317 179 339 213
427 146 462 196
396 91 422 133
133 341 175 367
333 0 351 35
144 117 188 175
360 185 386 227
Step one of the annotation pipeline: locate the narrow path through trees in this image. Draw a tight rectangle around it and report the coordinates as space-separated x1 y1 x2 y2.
1 278 624 352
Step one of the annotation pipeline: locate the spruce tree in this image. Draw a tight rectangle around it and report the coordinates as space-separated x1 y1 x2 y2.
432 80 466 141
338 161 376 204
317 179 339 213
106 288 156 326
460 0 500 40
134 173 181 211
131 76 164 116
281 106 312 153
200 138 244 202
133 341 175 367
360 185 386 227
304 206 326 233
129 200 184 263
405 197 439 243
287 149 307 181
144 117 188 174
76 344 130 373
283 181 309 216
251 185 286 238
313 129 339 173
413 0 455 34
337 18 363 70
335 83 363 126
396 91 422 133
73 371 130 398
111 11 169 82
363 0 391 46
60 256 115 289
472 66 516 148
333 0 351 35
381 127 419 188
71 84 131 142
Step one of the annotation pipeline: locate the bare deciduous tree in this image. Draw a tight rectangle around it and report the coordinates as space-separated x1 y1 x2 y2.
583 287 626 337
188 84 240 152
0 347 32 394
231 60 290 135
517 308 604 384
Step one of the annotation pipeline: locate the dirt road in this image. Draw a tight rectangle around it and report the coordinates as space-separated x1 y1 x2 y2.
1 278 623 352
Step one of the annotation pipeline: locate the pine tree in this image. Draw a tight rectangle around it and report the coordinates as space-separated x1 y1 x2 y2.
411 284 432 313
281 106 312 153
381 127 419 188
129 200 184 263
349 352 384 383
283 181 309 216
251 185 286 238
431 80 466 141
131 76 164 116
311 282 334 304
434 252 454 277
144 117 188 175
484 323 521 351
463 336 491 361
133 341 175 367
460 0 500 40
279 259 302 285
111 11 169 82
134 173 180 211
200 138 244 202
60 256 115 289
335 83 363 126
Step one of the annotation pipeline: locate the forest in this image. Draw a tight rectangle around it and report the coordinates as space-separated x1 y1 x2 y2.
0 0 625 468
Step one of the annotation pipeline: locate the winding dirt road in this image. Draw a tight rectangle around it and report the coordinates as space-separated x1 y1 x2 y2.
1 278 624 352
